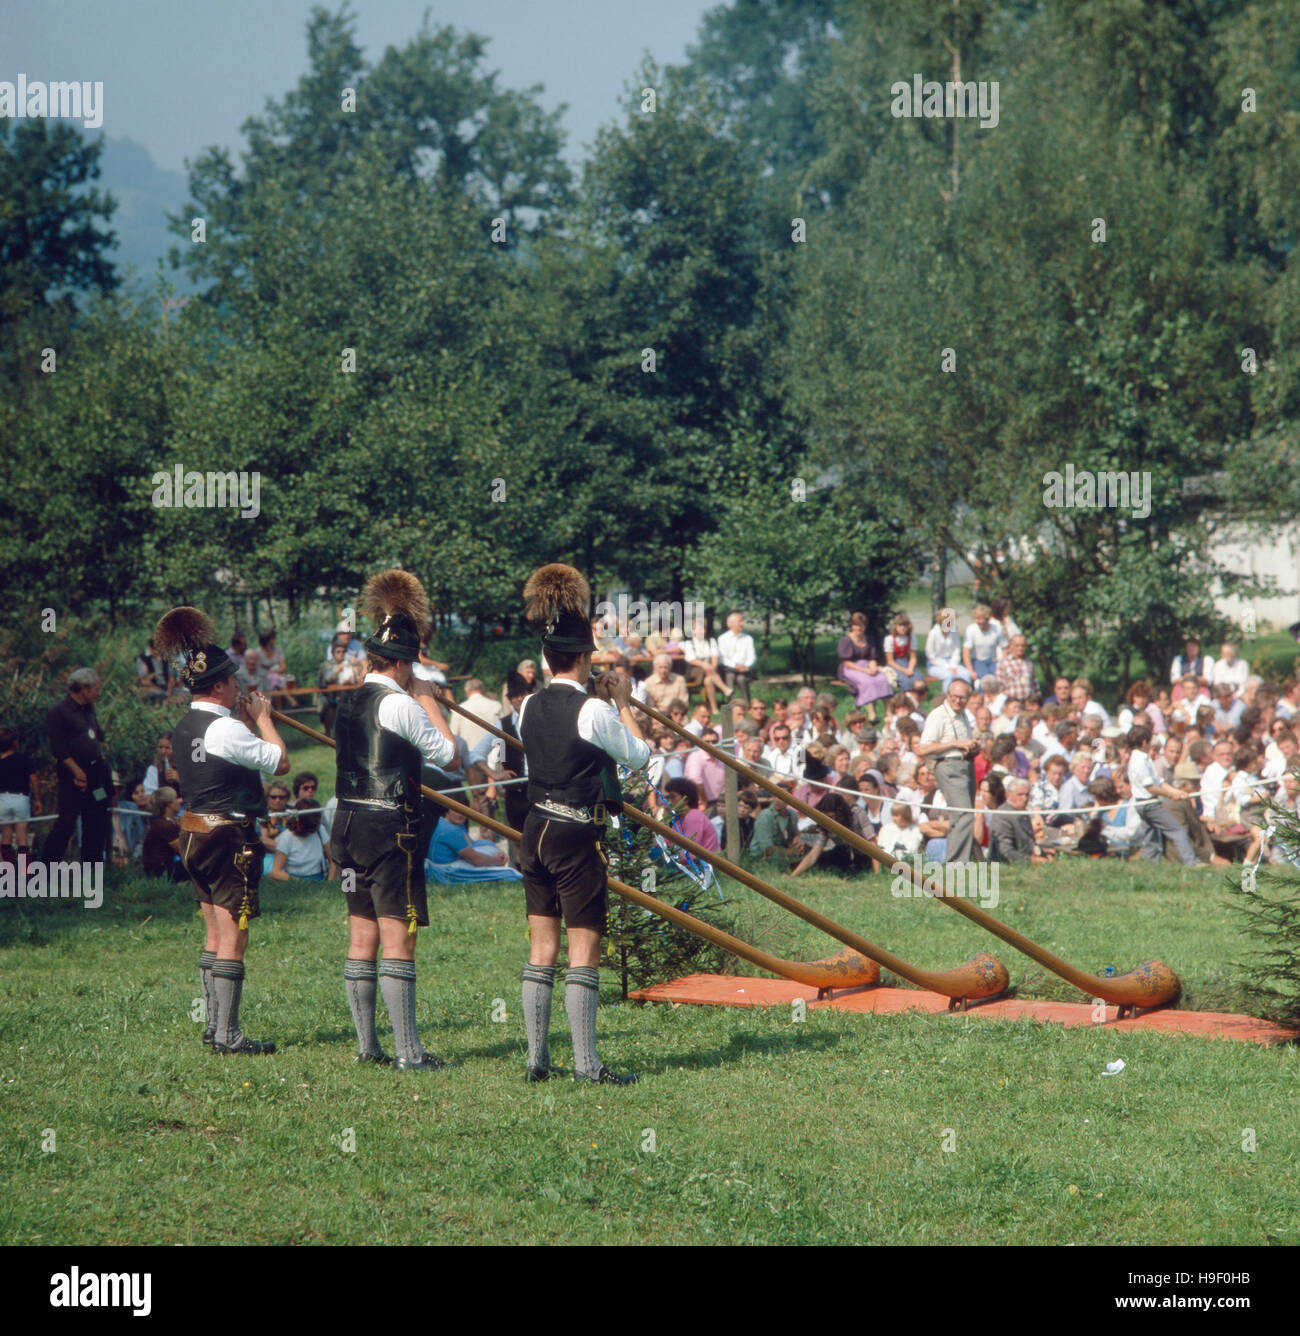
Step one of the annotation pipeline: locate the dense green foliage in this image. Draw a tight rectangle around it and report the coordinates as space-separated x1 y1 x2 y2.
1 1 1296 689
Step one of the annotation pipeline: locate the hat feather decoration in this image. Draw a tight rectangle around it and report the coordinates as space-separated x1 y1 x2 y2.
153 606 214 660
359 569 431 640
523 563 590 632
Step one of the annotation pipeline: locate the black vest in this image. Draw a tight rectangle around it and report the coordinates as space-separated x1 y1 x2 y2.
521 684 617 809
335 682 420 812
172 708 268 817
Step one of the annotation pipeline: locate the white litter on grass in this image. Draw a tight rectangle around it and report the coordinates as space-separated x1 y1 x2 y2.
1101 1059 1126 1076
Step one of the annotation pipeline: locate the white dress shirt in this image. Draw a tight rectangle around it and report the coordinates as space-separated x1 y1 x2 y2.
1199 761 1230 818
717 629 757 671
920 701 975 760
191 701 282 775
364 673 458 768
516 678 651 772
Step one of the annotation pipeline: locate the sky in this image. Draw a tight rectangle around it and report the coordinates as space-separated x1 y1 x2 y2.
2 0 719 172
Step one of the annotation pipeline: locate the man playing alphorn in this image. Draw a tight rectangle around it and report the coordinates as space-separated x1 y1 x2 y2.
158 607 289 1055
331 571 459 1070
516 564 650 1085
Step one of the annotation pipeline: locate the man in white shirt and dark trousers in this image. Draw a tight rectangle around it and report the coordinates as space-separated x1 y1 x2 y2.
1126 725 1204 866
332 571 460 1070
517 564 651 1086
156 606 291 1056
917 679 982 863
717 612 757 703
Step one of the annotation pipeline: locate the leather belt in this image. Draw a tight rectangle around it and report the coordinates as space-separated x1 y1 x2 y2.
180 812 251 833
536 799 606 825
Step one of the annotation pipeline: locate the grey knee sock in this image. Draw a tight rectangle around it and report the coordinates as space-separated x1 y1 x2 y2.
379 959 422 1062
345 958 382 1058
521 964 555 1069
565 965 602 1078
211 958 245 1047
199 949 217 1039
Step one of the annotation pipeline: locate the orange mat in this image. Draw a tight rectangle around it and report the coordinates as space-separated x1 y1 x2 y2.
628 975 1297 1045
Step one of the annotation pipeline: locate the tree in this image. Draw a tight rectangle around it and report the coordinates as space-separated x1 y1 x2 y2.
0 118 117 392
691 433 913 676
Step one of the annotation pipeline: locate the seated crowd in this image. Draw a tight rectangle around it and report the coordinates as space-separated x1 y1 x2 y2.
9 611 1299 887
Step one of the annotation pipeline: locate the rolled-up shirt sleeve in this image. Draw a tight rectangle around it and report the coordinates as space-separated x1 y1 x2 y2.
378 690 458 769
206 717 284 777
579 698 651 771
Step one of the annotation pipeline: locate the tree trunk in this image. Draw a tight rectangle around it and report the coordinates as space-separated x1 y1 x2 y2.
931 542 947 617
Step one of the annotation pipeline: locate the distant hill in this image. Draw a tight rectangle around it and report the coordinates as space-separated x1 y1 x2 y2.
87 133 198 296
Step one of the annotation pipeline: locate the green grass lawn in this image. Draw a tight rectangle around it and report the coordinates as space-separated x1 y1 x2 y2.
2 840 1296 1246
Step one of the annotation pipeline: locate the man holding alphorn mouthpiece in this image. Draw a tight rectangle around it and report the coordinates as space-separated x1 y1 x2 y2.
157 606 289 1055
331 570 459 1071
516 564 650 1086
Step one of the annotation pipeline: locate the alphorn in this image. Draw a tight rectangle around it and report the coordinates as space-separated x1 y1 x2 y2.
269 708 880 993
409 692 1008 1005
633 696 1180 1016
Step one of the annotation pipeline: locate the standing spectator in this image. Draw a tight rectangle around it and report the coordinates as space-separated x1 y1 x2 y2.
42 668 112 865
269 799 330 882
916 678 981 863
1212 642 1249 697
883 615 924 694
136 638 173 702
644 654 689 714
924 608 971 692
717 612 757 703
141 786 185 880
143 732 180 796
994 634 1038 703
1128 727 1204 866
226 631 248 667
1171 636 1214 690
0 725 42 865
837 612 892 721
962 605 1003 681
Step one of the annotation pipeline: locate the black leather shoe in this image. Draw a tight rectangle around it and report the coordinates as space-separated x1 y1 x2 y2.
526 1064 567 1083
202 1027 216 1046
213 1035 276 1055
574 1067 638 1086
393 1053 446 1071
357 1051 392 1066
